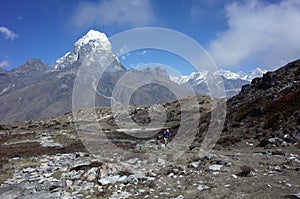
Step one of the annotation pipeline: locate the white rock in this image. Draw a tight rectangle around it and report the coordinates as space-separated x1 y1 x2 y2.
190 161 201 168
158 158 165 165
197 185 210 191
43 173 52 178
85 167 99 182
208 165 222 171
23 167 35 173
98 175 120 185
293 192 300 199
117 175 127 182
66 180 73 186
171 195 184 199
205 153 217 160
126 158 139 164
109 191 131 199
62 192 71 199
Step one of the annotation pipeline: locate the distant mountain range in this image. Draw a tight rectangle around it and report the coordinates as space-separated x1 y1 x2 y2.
0 29 266 124
170 68 267 98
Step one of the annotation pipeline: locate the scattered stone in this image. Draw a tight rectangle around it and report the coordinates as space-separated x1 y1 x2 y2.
232 174 238 179
98 175 121 185
204 153 217 160
0 186 23 199
168 173 174 178
110 191 131 199
190 161 201 168
85 167 99 182
292 192 300 199
197 185 210 191
35 179 66 192
274 166 281 172
258 137 288 148
170 195 184 199
208 164 223 172
245 141 254 146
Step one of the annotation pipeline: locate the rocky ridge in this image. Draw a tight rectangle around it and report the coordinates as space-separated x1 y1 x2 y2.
222 59 300 146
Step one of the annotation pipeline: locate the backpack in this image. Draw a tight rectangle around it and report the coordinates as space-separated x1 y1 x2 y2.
163 131 169 138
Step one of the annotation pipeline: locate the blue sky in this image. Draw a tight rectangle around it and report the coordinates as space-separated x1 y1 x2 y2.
1 0 300 75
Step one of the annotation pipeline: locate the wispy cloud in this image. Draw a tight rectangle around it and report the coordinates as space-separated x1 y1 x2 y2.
0 26 18 41
0 60 10 68
208 0 300 69
70 0 155 28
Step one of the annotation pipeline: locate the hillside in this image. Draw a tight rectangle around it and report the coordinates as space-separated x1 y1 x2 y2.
1 57 300 199
222 59 300 147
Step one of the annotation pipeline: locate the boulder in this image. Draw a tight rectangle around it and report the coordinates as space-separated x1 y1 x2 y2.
292 193 300 199
258 137 288 147
208 165 222 172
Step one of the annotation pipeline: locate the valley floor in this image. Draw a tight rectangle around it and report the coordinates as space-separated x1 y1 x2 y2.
0 121 299 199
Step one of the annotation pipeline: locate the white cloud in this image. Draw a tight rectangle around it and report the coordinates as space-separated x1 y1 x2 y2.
208 0 300 69
70 0 155 28
0 60 10 68
0 26 18 41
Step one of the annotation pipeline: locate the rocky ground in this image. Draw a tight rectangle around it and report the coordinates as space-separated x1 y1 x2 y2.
0 96 299 199
0 128 299 199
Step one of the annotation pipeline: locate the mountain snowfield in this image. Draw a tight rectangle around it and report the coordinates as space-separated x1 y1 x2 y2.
170 68 267 85
170 68 267 98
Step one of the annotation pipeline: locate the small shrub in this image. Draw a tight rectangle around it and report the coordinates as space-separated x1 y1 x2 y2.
237 165 252 177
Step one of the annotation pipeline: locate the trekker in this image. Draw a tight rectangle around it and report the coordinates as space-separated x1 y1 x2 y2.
156 134 161 145
163 129 170 146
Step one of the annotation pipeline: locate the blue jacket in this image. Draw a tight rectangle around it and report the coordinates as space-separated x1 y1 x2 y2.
163 130 170 138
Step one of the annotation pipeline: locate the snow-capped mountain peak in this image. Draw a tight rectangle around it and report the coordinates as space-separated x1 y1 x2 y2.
170 68 267 98
171 68 266 85
213 69 247 80
52 29 113 70
170 70 209 85
74 29 111 52
247 68 268 81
